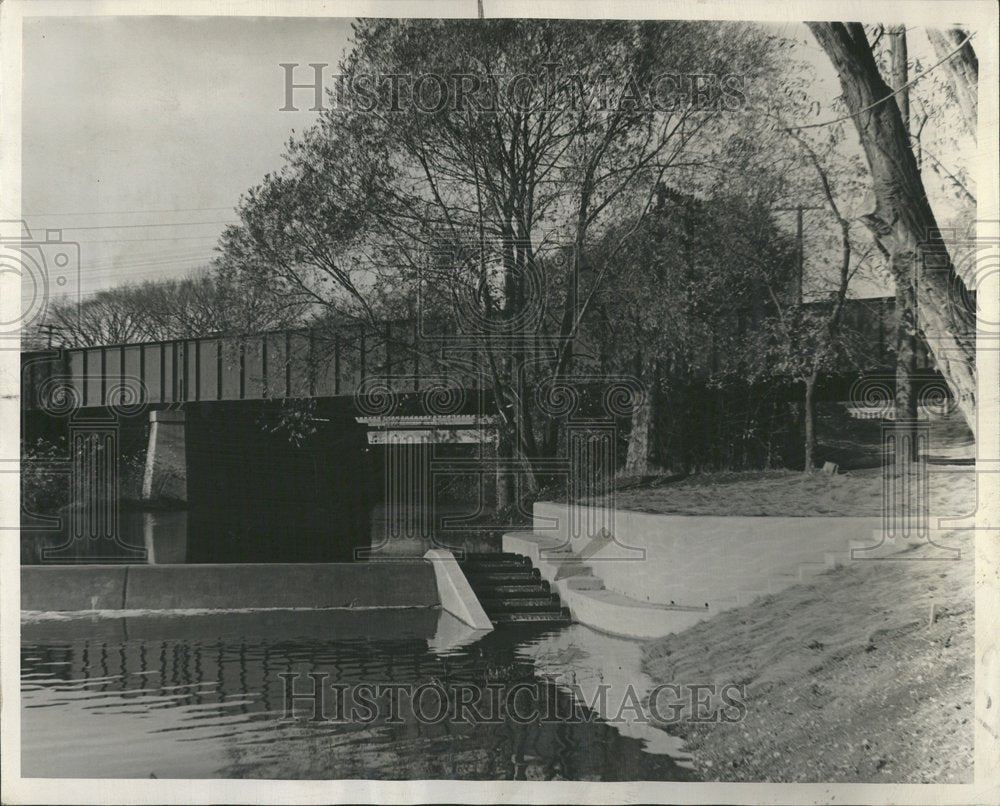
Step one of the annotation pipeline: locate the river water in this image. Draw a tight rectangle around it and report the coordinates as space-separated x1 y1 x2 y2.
21 612 695 781
21 499 696 779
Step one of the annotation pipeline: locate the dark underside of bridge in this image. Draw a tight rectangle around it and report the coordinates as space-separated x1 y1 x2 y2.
184 399 377 563
22 395 503 564
21 368 967 564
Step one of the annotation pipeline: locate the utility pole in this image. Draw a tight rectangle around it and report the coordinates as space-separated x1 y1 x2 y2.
890 25 919 459
774 205 822 304
39 323 59 348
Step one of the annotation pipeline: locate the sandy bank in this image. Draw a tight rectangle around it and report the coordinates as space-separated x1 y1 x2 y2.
642 532 974 782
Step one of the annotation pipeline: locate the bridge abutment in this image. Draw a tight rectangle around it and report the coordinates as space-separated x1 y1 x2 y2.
142 409 187 504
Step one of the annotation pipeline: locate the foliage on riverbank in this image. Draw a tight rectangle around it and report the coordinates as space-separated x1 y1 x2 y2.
21 436 152 513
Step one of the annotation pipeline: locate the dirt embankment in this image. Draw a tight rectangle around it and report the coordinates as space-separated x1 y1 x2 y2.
643 535 974 783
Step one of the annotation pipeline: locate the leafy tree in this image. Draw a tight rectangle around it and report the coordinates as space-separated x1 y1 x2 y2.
594 186 798 474
218 19 787 495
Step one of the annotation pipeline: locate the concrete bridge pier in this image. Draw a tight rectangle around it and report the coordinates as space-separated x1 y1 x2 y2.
382 431 434 558
357 415 498 559
142 409 187 504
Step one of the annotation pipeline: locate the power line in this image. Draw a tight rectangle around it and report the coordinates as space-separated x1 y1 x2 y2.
789 31 976 132
83 254 215 272
76 235 225 244
63 220 236 231
22 205 236 217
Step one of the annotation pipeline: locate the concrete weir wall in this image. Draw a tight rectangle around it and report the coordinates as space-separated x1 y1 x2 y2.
21 562 438 612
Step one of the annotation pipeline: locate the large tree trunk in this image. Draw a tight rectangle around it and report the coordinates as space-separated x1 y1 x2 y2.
624 358 657 476
925 28 978 139
808 22 977 438
803 376 817 472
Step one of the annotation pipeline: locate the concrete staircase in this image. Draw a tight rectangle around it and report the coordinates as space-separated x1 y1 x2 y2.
503 524 917 639
502 532 713 639
458 553 571 625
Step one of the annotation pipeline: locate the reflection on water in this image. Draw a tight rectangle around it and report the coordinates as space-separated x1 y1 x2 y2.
21 509 189 565
21 612 695 781
518 624 692 760
22 501 372 565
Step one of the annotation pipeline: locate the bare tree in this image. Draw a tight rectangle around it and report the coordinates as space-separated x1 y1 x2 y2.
43 269 304 347
47 285 151 346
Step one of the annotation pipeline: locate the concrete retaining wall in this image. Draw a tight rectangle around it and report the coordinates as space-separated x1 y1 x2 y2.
533 501 882 608
22 562 438 612
22 608 441 644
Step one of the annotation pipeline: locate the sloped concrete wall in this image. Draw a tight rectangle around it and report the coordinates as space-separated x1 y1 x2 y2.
423 549 492 630
533 501 881 608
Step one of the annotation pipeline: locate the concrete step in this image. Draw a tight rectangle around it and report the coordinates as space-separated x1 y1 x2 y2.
504 530 566 548
733 575 802 602
550 561 595 579
475 581 551 596
707 595 741 614
563 576 605 591
539 546 575 557
822 537 906 566
480 596 561 610
465 569 541 585
848 537 906 559
459 557 530 572
558 586 711 639
490 609 571 625
461 552 523 562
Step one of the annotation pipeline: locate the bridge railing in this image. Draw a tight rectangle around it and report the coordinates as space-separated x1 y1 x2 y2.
20 297 923 412
20 322 470 411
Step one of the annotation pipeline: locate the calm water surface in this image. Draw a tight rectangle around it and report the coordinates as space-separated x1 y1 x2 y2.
21 612 695 781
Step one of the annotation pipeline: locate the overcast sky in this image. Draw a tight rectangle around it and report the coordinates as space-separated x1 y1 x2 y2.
20 15 954 304
22 16 354 300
